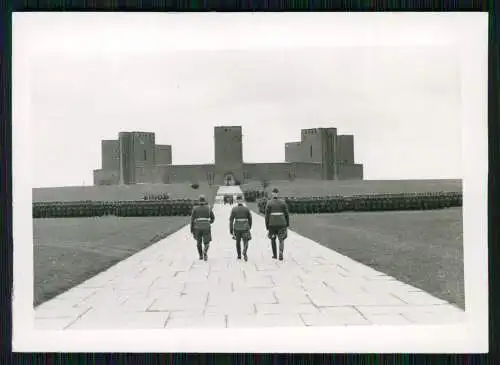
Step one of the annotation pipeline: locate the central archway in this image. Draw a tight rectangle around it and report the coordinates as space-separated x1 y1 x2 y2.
223 173 236 186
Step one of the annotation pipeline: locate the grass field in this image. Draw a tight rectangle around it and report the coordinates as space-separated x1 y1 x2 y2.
33 182 214 306
33 182 218 203
248 203 464 309
33 216 189 306
242 179 462 197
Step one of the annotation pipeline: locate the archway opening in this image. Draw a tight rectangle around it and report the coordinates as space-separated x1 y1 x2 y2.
223 173 236 186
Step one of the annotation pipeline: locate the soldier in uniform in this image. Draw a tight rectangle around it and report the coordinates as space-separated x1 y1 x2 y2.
190 194 215 261
229 195 253 261
264 188 289 261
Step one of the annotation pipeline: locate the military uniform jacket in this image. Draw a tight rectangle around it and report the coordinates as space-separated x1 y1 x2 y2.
265 198 289 229
190 203 215 233
229 204 252 234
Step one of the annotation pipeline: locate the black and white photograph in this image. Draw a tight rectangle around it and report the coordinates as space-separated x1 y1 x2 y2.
12 12 488 352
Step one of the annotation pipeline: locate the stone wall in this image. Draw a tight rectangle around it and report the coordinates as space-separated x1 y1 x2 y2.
292 162 323 179
134 166 156 184
285 128 337 163
243 163 289 181
155 144 172 165
214 126 243 171
336 163 363 180
284 142 302 162
101 140 120 171
159 164 216 185
336 135 355 164
93 169 120 185
94 161 360 186
298 128 323 162
119 132 156 184
319 128 337 180
214 126 244 184
243 162 322 182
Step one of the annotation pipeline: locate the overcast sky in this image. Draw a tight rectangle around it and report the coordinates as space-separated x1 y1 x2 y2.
16 13 466 187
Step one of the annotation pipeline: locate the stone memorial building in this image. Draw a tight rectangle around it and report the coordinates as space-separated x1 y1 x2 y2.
93 126 363 186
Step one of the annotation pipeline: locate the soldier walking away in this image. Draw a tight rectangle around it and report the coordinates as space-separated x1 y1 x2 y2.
229 195 253 261
191 194 215 261
265 188 289 261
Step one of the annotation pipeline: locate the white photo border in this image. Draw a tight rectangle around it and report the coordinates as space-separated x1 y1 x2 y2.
11 12 489 353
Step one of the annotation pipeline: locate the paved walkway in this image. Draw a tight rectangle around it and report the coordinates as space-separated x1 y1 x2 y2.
35 187 465 329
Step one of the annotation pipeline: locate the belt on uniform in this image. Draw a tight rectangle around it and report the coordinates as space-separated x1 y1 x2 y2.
270 212 284 215
195 218 210 221
235 218 249 221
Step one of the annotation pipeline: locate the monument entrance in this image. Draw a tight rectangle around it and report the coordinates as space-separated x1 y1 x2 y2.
223 173 236 186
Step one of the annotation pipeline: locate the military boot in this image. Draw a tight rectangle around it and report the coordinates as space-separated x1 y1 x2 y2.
278 239 284 261
236 240 242 259
197 241 203 260
203 244 209 261
271 239 277 259
243 240 249 261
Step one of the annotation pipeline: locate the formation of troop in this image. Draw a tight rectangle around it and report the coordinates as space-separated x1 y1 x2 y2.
190 188 290 262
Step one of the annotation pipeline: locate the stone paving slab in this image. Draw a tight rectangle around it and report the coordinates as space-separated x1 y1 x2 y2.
227 313 305 328
300 308 370 326
165 313 226 328
34 186 465 329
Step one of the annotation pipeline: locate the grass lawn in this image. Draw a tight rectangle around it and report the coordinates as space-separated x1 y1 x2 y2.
33 216 189 306
248 203 464 309
33 182 218 203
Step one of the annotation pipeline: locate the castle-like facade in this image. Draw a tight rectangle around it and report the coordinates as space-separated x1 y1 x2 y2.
93 126 363 186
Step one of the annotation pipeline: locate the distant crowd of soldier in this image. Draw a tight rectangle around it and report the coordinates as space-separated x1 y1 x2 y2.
190 188 289 262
